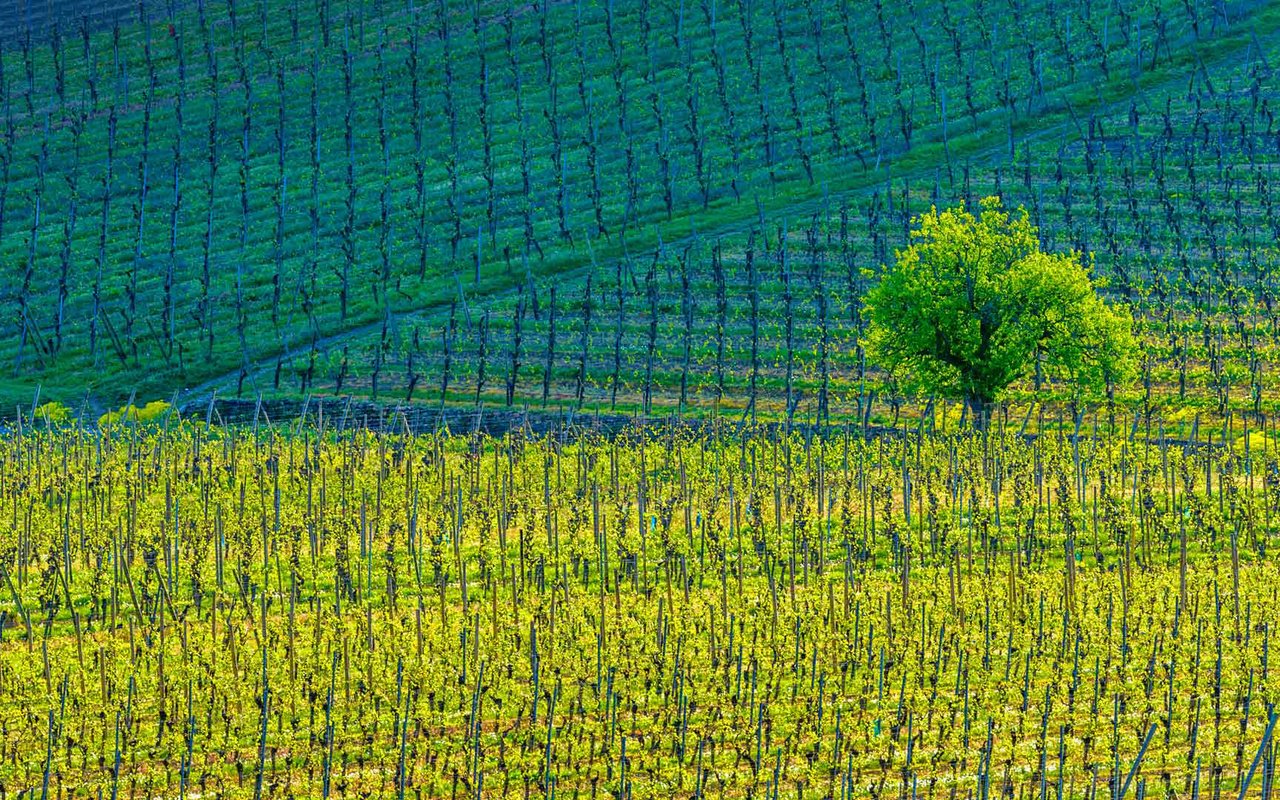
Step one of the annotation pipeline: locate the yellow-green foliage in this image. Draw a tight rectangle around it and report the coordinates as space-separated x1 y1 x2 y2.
34 401 71 425
136 399 172 422
98 399 172 428
97 405 138 427
0 424 1278 798
1233 428 1278 457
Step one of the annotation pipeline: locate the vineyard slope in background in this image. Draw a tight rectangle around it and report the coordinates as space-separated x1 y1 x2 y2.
6 1 1280 799
0 0 1277 426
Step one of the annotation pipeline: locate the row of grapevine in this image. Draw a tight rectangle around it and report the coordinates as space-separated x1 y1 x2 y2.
3 419 1280 796
0 0 1257 400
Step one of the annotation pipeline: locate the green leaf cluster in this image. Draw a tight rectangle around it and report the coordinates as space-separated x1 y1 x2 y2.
863 197 1136 420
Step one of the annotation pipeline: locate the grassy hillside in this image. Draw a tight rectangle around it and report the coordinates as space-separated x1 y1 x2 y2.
0 0 1276 421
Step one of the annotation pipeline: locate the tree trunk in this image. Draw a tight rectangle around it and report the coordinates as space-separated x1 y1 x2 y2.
967 394 990 432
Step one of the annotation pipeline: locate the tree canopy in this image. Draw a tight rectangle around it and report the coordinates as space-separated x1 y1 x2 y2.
863 197 1136 427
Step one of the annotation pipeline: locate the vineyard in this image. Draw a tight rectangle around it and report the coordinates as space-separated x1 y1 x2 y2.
3 419 1280 798
0 0 1275 419
4 0 1280 796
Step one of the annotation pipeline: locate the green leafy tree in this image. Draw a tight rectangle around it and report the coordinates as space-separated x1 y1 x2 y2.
863 197 1136 429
